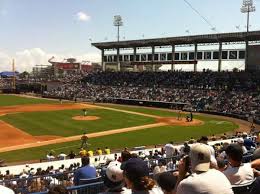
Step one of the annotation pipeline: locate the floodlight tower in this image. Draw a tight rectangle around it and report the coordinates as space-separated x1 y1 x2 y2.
113 15 123 71
241 0 256 71
241 0 256 33
114 15 123 42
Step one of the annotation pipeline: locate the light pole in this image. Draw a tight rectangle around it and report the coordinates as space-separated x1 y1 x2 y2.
241 0 256 71
241 0 255 33
113 15 123 71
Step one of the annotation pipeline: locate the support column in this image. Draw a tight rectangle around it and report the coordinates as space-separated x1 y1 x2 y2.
117 47 120 71
194 44 198 72
218 42 222 72
133 47 137 71
101 49 105 71
245 40 249 71
152 46 155 72
171 45 175 71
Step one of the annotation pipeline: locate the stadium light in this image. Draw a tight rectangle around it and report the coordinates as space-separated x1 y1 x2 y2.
241 0 256 32
113 15 123 42
241 0 256 71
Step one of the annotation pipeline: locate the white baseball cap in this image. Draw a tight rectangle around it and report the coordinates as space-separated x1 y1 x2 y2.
190 143 211 172
106 161 123 183
237 138 244 144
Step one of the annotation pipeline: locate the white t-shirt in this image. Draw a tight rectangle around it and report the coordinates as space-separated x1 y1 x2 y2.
58 153 67 160
223 163 254 185
164 143 175 157
241 146 248 154
0 185 15 194
177 169 234 194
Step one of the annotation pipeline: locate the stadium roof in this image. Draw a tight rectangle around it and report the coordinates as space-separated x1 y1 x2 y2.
92 31 260 50
0 71 19 77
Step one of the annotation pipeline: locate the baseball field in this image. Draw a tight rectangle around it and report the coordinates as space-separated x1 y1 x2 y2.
0 94 246 163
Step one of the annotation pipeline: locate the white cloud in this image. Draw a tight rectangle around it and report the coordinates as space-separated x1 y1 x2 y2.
76 11 91 22
0 48 100 72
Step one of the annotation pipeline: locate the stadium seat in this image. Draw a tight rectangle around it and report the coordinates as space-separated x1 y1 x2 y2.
232 179 256 194
79 176 102 185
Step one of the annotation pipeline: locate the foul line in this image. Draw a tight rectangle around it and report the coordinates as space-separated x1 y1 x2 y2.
0 122 168 153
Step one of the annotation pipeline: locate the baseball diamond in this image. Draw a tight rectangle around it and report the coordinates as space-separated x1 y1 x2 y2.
0 94 247 163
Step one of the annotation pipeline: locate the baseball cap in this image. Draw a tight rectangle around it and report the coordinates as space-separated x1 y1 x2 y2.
189 143 211 172
104 161 124 189
106 161 124 183
237 138 244 144
121 158 149 180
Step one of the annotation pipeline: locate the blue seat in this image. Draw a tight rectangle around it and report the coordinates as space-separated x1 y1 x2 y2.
79 176 102 185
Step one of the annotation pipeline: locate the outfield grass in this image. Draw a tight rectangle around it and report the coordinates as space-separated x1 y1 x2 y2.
0 104 238 163
0 95 57 106
0 109 155 136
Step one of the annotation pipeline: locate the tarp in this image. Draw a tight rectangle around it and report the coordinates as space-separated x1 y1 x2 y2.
0 71 19 77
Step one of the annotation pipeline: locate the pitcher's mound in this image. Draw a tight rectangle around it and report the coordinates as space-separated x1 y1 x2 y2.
157 117 203 126
72 116 100 121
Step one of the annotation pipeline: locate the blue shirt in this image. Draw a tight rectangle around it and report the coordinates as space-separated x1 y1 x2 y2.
244 138 255 150
73 165 97 185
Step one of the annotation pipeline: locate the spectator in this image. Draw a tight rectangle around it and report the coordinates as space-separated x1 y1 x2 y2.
79 148 87 157
175 143 233 194
157 172 177 194
46 152 55 161
153 159 167 177
236 138 248 154
100 161 131 194
58 152 67 160
104 147 111 155
120 150 132 163
96 148 103 155
48 185 68 194
242 132 256 151
250 149 260 194
67 151 76 159
223 144 254 185
198 136 217 168
180 142 190 155
164 141 175 158
73 156 97 185
121 158 162 194
0 185 15 194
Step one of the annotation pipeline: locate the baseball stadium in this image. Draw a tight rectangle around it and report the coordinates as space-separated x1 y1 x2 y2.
0 1 260 194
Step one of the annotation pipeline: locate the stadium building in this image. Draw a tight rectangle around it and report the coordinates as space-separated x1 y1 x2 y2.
92 31 260 72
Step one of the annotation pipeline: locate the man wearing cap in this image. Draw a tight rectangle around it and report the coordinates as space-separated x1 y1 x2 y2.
198 136 217 168
164 141 175 158
236 138 248 154
223 144 254 185
175 143 233 194
100 161 131 194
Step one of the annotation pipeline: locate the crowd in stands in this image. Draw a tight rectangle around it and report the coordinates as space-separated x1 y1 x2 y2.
44 71 260 122
0 78 12 89
0 131 259 194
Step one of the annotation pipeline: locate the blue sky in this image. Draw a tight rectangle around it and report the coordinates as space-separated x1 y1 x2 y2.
0 0 259 71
